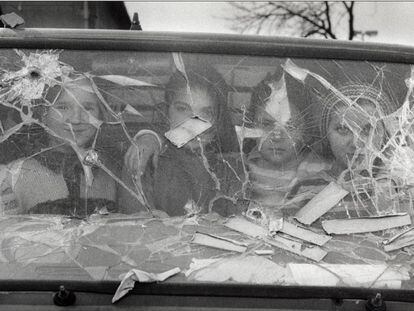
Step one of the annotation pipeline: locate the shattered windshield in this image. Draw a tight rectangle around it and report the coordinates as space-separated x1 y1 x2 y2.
2 48 414 292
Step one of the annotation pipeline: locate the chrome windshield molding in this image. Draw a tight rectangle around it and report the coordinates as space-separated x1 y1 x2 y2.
0 28 414 63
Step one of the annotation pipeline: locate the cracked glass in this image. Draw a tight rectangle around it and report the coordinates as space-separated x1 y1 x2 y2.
1 48 414 290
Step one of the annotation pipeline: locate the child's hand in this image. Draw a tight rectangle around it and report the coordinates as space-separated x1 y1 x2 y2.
124 134 161 177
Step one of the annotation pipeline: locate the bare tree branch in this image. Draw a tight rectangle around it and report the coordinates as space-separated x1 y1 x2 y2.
343 1 355 40
226 1 357 40
324 2 333 34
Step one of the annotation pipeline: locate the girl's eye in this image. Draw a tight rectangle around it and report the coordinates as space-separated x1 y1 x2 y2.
260 119 274 128
336 125 351 135
360 124 372 136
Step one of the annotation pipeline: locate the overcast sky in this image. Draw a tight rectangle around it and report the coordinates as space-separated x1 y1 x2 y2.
124 2 414 46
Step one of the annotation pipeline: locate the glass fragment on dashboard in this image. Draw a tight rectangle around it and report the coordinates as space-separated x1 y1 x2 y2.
0 48 413 290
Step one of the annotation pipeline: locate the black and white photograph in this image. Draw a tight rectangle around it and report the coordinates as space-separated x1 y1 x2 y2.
1 1 414 310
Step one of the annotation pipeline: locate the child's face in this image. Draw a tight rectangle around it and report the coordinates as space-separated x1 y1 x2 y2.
327 101 384 170
44 80 101 148
168 86 215 126
255 108 304 167
168 86 216 148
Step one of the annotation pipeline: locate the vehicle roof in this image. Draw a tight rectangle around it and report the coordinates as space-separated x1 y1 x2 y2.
0 28 414 63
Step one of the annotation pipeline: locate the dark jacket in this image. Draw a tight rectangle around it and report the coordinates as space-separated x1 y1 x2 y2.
120 141 246 217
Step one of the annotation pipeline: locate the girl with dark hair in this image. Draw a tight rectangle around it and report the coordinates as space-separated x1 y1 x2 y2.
312 83 400 214
121 66 244 216
246 71 330 209
319 84 395 178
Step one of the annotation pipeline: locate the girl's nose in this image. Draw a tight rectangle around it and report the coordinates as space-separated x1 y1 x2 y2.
354 132 370 149
66 104 86 124
198 108 214 123
346 135 357 151
270 126 287 139
355 139 365 150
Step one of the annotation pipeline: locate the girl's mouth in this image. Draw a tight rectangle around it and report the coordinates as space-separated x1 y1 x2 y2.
266 147 286 154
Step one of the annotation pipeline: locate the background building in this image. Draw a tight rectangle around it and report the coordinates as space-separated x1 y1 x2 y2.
0 1 131 29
